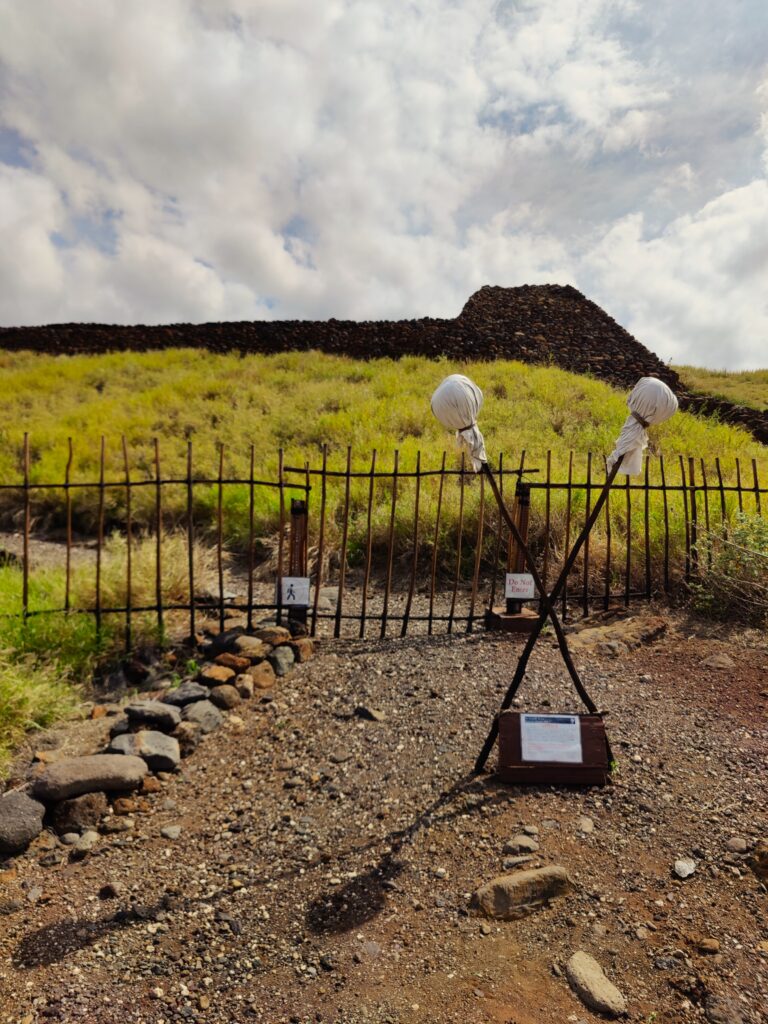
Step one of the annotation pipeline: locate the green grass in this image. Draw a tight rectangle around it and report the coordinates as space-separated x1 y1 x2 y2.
0 347 765 771
0 348 764 536
674 365 768 412
0 653 81 776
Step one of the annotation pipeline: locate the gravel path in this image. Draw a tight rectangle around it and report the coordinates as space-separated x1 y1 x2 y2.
1 612 766 1023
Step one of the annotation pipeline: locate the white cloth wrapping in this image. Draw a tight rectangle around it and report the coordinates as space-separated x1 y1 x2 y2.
607 377 679 476
430 373 488 471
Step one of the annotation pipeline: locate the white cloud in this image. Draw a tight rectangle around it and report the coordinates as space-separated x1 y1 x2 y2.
0 0 765 366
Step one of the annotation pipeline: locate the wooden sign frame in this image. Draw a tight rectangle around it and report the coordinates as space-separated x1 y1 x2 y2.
497 711 611 786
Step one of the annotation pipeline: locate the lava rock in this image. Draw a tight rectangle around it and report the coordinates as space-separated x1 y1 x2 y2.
124 700 182 732
182 700 223 734
0 791 45 853
33 755 148 802
108 731 181 773
471 866 572 919
51 791 108 835
566 951 627 1018
209 684 241 710
267 645 295 677
162 681 209 707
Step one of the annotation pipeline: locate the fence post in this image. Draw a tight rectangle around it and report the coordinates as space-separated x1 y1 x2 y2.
688 456 699 578
506 478 530 614
288 497 309 627
22 433 30 628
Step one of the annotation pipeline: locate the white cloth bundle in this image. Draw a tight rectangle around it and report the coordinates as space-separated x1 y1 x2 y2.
430 373 488 471
607 377 679 476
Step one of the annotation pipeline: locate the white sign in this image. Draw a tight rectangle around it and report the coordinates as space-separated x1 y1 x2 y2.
520 714 583 764
280 576 310 606
505 572 536 600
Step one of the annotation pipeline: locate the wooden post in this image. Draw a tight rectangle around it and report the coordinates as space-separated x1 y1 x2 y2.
288 497 309 627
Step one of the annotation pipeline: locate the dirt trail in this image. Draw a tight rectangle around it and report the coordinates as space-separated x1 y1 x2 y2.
1 612 766 1023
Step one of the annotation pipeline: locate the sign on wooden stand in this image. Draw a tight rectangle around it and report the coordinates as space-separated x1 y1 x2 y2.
280 576 310 606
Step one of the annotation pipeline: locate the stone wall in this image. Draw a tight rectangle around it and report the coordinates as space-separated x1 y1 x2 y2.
1 283 765 442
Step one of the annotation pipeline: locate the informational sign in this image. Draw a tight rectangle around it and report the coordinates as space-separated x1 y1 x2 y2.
505 572 536 600
280 576 310 606
520 714 583 763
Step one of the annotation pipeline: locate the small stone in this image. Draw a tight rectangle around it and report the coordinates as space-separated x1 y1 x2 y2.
182 700 223 734
162 681 209 707
99 880 123 899
250 662 277 690
726 836 747 853
252 625 291 645
70 830 100 860
161 825 182 840
268 645 295 677
235 674 255 699
124 700 181 732
577 816 594 834
173 720 204 755
673 858 697 879
471 866 572 919
434 867 448 879
33 755 147 802
566 951 627 1018
214 652 251 673
52 791 108 835
289 637 314 663
209 684 241 710
233 635 269 660
701 652 735 670
704 993 749 1024
502 855 533 870
522 824 539 836
329 750 352 764
108 731 181 774
503 834 539 854
479 923 491 936
0 791 46 853
199 994 211 1010
697 938 720 954
635 926 650 941
59 832 79 845
198 664 236 686
141 776 163 794
354 706 386 722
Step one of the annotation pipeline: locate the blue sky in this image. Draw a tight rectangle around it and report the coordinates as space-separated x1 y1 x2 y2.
0 0 766 367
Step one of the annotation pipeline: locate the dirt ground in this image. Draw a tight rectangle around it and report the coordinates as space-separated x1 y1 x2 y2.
0 609 766 1024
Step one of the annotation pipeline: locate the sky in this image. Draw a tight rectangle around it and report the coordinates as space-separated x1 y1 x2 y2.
0 0 767 369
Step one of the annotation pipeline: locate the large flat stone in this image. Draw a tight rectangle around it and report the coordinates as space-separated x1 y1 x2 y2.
108 731 181 773
471 866 572 919
124 700 181 732
33 755 148 802
162 681 209 707
566 951 627 1018
0 791 45 853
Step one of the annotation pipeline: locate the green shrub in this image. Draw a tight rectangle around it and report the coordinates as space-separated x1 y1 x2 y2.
692 513 768 626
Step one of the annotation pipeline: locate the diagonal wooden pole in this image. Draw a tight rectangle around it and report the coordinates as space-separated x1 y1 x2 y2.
474 455 625 773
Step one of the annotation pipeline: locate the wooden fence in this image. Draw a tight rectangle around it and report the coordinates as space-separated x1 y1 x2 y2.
1 436 765 648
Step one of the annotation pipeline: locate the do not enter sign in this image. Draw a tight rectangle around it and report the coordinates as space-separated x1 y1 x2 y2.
505 572 536 600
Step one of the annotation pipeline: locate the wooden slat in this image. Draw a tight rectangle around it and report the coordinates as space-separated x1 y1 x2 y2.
334 446 352 639
154 438 163 638
216 443 226 634
186 440 195 640
680 455 690 584
246 444 255 631
401 451 421 638
122 437 133 652
380 450 399 639
582 451 592 616
467 469 485 632
310 444 327 636
541 449 551 611
643 455 651 599
700 458 711 569
688 456 699 578
96 436 106 639
487 453 504 612
277 447 286 628
64 437 73 614
624 472 631 606
603 456 612 610
360 449 377 638
735 457 743 513
660 454 670 594
561 450 573 619
715 457 727 536
753 457 763 516
448 452 465 634
428 451 446 636
22 433 30 626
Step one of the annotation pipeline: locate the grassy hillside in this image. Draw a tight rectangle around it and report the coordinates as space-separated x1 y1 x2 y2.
0 347 765 774
674 365 768 412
